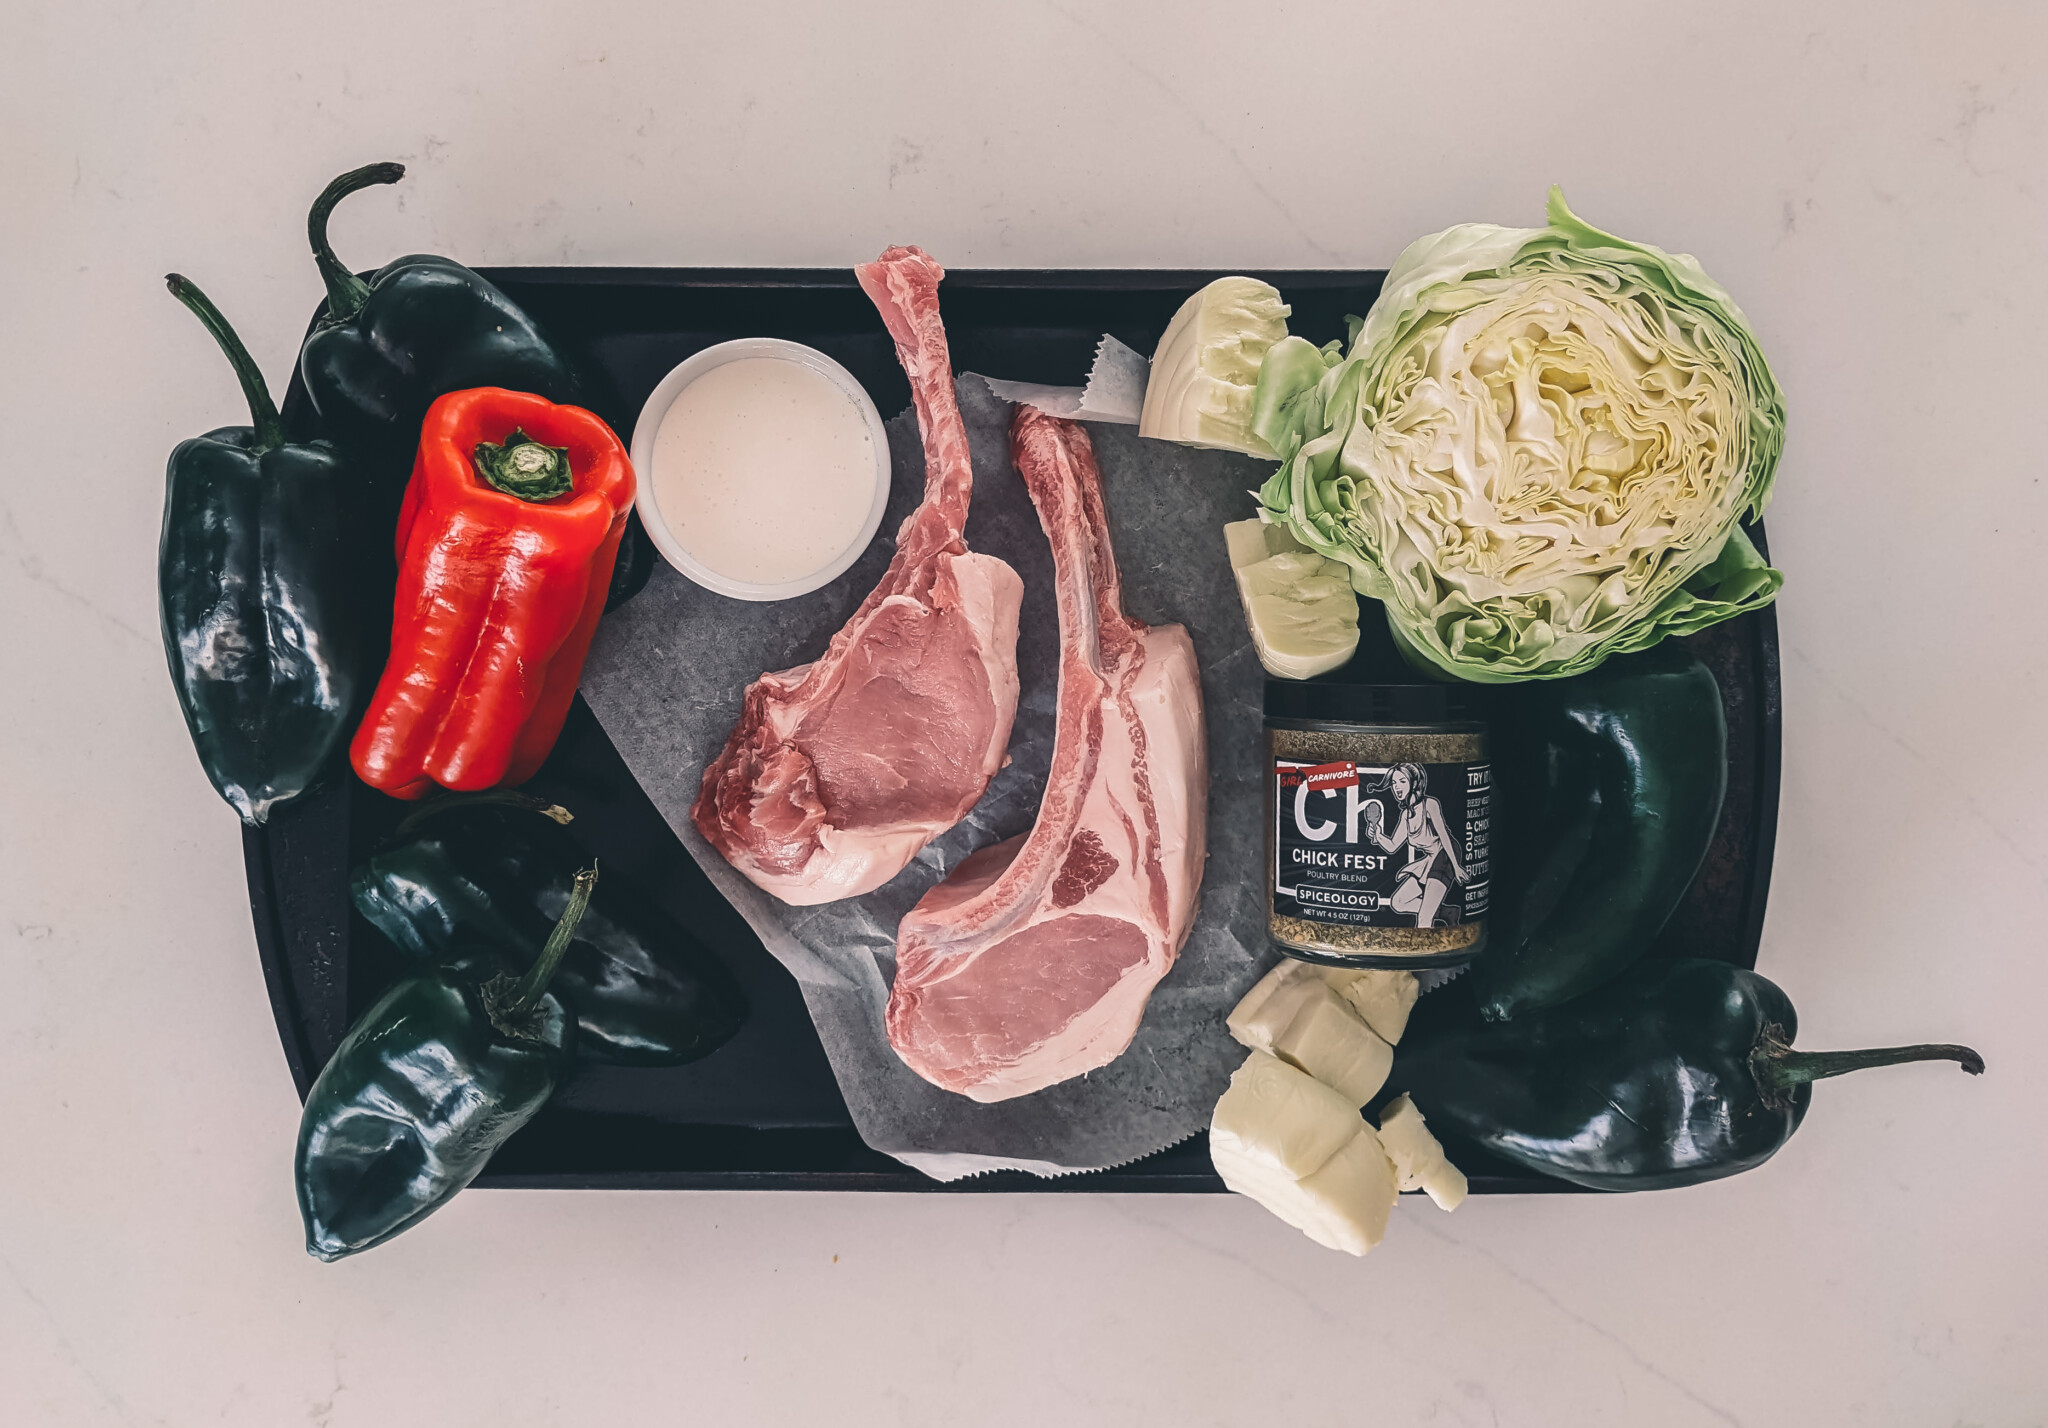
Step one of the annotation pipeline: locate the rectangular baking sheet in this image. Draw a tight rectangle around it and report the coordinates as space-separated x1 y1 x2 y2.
249 267 1780 1193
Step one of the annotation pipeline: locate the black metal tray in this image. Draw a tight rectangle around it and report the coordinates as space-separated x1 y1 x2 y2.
249 267 1780 1193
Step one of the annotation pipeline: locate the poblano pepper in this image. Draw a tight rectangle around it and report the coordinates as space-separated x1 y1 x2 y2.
298 162 582 462
1386 958 1983 1191
1473 643 1727 1019
158 275 360 823
297 866 595 1261
351 794 748 1065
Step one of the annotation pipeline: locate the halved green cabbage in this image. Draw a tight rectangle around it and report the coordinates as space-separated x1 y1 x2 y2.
1251 189 1784 683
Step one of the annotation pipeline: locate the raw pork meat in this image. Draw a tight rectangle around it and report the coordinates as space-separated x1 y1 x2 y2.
692 248 1024 905
885 409 1208 1102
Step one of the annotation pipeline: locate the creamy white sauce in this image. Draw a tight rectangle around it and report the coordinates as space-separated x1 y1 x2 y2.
652 357 878 586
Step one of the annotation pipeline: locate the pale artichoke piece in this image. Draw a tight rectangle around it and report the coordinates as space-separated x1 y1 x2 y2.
1224 959 1287 1040
1224 518 1360 680
1377 1094 1469 1212
1140 277 1290 457
1297 1126 1400 1253
1225 959 1324 1053
1270 987 1393 1109
1319 967 1420 1045
1209 1051 1362 1181
1228 960 1419 1049
1214 1123 1399 1257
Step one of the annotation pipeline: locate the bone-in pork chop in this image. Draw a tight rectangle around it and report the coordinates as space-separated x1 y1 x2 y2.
886 409 1208 1102
692 248 1024 905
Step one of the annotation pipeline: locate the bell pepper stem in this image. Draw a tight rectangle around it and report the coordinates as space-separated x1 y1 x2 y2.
473 428 574 502
308 162 405 323
504 864 597 1018
390 788 574 843
165 274 284 452
1753 1023 1984 1104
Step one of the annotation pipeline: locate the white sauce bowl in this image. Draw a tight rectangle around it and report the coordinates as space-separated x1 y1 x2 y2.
630 338 892 602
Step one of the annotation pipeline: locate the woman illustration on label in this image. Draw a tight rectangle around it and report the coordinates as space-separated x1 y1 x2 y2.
1362 763 1466 927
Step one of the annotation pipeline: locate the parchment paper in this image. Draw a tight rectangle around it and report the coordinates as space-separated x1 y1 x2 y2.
979 335 1150 424
579 375 1277 1179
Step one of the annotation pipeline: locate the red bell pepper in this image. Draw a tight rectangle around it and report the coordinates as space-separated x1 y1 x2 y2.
351 387 634 799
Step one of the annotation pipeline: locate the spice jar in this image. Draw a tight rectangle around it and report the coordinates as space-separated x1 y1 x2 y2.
1264 681 1490 969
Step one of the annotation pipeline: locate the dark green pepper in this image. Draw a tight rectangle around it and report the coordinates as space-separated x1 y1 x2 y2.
297 866 595 1261
158 275 361 824
298 162 582 464
352 794 749 1065
1387 959 1983 1191
1473 643 1727 1019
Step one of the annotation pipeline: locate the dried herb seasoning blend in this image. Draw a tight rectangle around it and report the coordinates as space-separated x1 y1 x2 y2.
1264 682 1491 968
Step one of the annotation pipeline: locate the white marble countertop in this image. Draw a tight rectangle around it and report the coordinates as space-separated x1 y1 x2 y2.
6 2 2043 1422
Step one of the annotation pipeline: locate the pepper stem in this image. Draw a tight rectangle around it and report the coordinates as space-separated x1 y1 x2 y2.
165 274 283 451
390 788 574 843
474 428 574 502
503 864 597 1019
1752 1023 1984 1104
308 161 405 323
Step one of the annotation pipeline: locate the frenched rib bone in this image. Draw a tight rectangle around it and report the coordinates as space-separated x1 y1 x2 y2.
885 410 1208 1101
692 248 1025 906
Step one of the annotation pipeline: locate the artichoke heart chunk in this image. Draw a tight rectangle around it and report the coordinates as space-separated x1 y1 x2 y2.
1210 1052 1400 1257
1376 1094 1469 1211
1215 963 1461 1255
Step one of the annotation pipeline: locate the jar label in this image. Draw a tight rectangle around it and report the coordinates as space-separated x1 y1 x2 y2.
1271 757 1490 930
